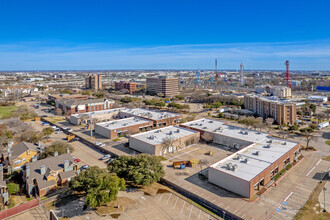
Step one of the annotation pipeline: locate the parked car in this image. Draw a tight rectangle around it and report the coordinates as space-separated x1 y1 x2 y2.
95 142 102 146
74 158 81 163
100 154 111 160
80 165 89 170
55 130 63 134
42 122 49 126
99 144 105 147
66 128 73 132
106 158 115 163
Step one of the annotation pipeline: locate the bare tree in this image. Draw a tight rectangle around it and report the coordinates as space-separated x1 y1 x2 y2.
198 159 209 173
301 131 316 148
55 108 63 115
201 132 213 143
265 118 274 133
160 136 175 158
278 130 289 139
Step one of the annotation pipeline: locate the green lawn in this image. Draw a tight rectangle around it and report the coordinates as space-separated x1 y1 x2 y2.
0 106 17 119
326 140 330 146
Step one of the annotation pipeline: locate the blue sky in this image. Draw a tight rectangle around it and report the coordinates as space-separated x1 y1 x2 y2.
0 0 330 70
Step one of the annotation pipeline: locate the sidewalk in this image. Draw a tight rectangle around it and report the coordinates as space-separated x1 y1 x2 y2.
318 181 330 212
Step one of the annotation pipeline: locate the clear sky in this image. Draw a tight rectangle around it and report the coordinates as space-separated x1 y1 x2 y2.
1 0 330 70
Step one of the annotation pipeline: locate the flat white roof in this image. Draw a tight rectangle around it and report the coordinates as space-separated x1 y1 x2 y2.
210 136 298 181
182 118 269 143
130 126 198 146
96 117 151 130
70 108 125 118
121 108 181 120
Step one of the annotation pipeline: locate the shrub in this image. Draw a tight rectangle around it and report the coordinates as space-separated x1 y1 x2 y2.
286 164 292 170
7 183 19 195
273 173 281 181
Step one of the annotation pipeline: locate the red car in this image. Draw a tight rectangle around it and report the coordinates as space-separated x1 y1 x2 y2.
74 158 81 163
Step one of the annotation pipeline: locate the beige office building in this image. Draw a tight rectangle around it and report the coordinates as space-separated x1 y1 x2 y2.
146 77 178 97
244 94 296 125
85 74 102 90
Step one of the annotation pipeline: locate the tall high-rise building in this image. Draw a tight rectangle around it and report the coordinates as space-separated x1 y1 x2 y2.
146 77 178 97
244 94 296 125
85 74 102 90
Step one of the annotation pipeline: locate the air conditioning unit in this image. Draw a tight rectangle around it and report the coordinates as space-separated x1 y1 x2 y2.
255 151 260 156
282 142 287 145
227 163 233 170
232 164 238 171
244 158 249 163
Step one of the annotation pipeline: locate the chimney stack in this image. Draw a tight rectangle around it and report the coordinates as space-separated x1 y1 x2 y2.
40 165 45 175
64 160 69 172
54 151 58 157
26 165 30 178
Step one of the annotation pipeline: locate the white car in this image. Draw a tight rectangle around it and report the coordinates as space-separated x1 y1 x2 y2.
95 142 102 146
99 144 105 147
66 128 73 132
80 165 89 170
100 154 111 160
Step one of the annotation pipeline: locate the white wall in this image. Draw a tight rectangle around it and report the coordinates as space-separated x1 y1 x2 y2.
129 137 156 155
95 125 111 139
208 167 250 198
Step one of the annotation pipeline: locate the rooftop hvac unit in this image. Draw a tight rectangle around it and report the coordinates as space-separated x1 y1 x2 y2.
233 144 239 150
176 129 180 133
244 158 249 163
255 151 260 156
282 142 287 145
168 131 173 135
227 163 233 170
149 135 154 140
267 140 272 143
236 155 242 160
232 164 238 171
209 120 213 123
203 127 207 129
201 120 205 122
266 144 271 148
245 131 249 135
240 130 244 134
199 123 203 126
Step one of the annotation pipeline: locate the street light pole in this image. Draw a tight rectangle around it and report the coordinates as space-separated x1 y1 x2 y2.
89 96 93 140
323 187 327 212
223 211 226 220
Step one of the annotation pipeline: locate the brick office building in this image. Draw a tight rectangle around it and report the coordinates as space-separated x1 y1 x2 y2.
244 94 296 125
95 117 153 139
118 108 182 128
115 81 137 94
85 73 102 90
146 77 178 97
57 98 114 115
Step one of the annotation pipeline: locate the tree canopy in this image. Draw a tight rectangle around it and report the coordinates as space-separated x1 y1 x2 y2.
7 183 19 195
43 140 74 157
70 166 125 207
108 154 165 186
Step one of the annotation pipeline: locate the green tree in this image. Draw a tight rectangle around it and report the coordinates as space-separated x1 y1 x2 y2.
44 141 74 157
7 183 19 195
42 127 54 138
288 124 299 131
70 166 125 207
108 154 165 186
309 104 316 113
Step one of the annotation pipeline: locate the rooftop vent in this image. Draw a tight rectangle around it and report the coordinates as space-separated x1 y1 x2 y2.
202 127 207 129
201 120 205 122
227 163 233 170
232 164 238 171
244 158 249 163
209 120 213 123
245 131 249 135
176 129 180 133
282 142 287 145
240 130 244 134
255 151 260 156
236 155 242 160
199 123 203 126
267 140 273 143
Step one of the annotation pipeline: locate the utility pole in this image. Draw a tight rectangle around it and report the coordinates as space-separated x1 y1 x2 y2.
38 90 40 115
89 96 93 140
323 187 327 212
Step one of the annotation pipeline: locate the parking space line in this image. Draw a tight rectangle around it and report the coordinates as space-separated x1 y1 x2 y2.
173 196 179 209
159 193 165 201
188 205 193 219
180 201 186 214
198 209 201 220
166 194 172 204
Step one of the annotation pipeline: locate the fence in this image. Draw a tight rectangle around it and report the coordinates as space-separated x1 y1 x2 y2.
0 198 39 219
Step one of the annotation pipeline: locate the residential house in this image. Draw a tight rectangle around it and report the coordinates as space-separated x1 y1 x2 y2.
24 152 78 197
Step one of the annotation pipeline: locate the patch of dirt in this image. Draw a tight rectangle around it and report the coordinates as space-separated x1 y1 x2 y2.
95 197 136 216
141 182 168 196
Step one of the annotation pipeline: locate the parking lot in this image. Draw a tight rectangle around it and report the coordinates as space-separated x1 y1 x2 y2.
30 121 108 169
162 142 329 220
53 189 219 220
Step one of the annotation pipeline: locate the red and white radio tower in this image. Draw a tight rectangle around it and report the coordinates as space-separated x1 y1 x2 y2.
284 60 291 88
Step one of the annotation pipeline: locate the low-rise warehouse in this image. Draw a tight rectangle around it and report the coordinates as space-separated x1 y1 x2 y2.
119 108 182 127
181 118 268 150
69 108 124 125
129 126 200 156
209 137 301 198
95 117 153 139
181 118 301 198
